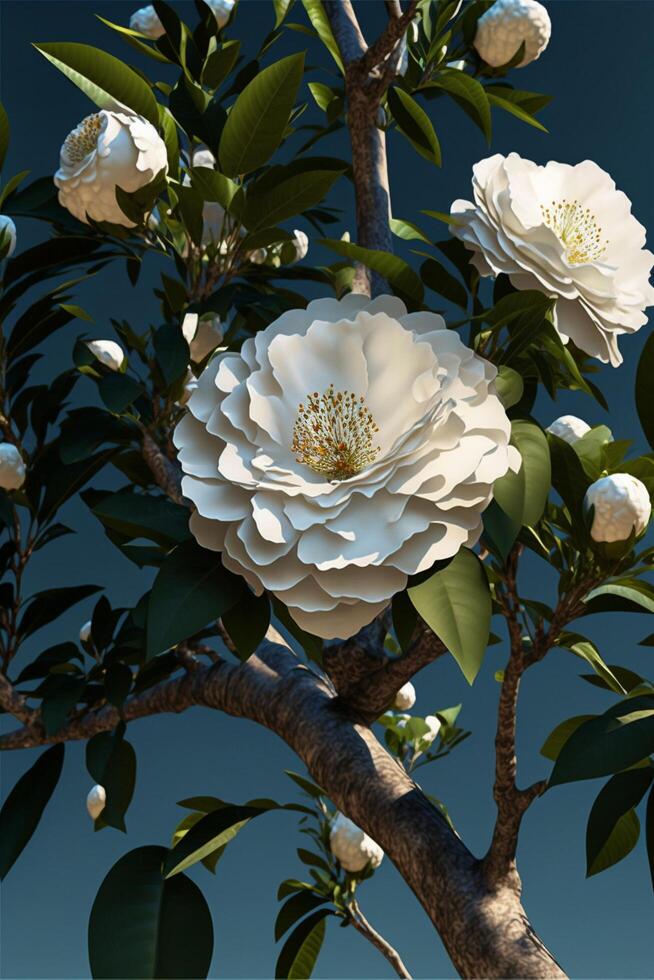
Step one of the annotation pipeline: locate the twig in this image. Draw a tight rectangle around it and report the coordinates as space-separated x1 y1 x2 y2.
348 897 412 978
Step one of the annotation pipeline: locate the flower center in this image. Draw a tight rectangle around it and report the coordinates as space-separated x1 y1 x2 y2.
540 199 608 265
63 113 103 164
292 385 381 481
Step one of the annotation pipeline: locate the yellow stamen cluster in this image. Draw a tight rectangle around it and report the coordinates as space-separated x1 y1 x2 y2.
292 385 380 481
541 199 608 265
63 113 103 164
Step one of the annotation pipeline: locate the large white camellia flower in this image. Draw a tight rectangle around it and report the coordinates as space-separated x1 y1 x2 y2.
329 813 384 873
55 110 168 227
174 295 519 639
450 153 654 366
0 443 26 491
474 0 551 68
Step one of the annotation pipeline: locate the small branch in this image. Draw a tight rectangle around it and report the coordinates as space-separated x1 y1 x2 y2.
361 0 419 77
348 897 412 978
141 431 184 504
0 673 38 726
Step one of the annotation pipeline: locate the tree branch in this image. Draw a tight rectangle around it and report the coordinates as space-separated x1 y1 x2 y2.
0 672 38 726
141 431 184 504
348 897 412 978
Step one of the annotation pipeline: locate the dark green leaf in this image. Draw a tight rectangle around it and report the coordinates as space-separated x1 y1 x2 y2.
146 540 244 658
426 68 491 142
387 87 441 166
219 53 305 176
275 892 328 942
86 489 190 547
540 715 596 761
409 548 491 684
99 373 144 414
636 331 654 451
164 804 263 877
420 257 467 308
153 322 189 389
0 744 65 879
275 908 330 979
586 769 652 876
88 845 213 979
0 101 9 172
86 730 137 832
244 170 342 231
221 590 271 660
19 584 102 640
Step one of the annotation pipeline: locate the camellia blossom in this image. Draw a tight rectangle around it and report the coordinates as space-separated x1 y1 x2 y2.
546 415 591 445
292 230 309 262
0 215 17 257
206 0 235 28
0 443 26 491
86 339 125 372
450 153 654 366
474 0 551 68
329 813 384 873
585 474 651 543
55 110 168 227
86 785 106 820
394 681 416 711
129 5 165 38
174 294 519 639
79 620 92 644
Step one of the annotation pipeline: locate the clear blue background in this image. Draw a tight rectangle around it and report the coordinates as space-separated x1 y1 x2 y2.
1 1 654 977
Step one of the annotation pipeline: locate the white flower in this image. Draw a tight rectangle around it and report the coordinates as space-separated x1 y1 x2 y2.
546 415 591 445
585 474 651 543
129 4 165 38
474 0 551 68
292 230 309 262
176 369 199 408
55 110 168 227
329 813 384 873
174 294 519 639
0 443 26 491
0 215 17 257
79 620 92 644
394 681 416 711
421 714 441 746
450 153 654 366
447 59 466 71
206 0 234 28
182 313 224 362
86 339 126 372
86 784 106 820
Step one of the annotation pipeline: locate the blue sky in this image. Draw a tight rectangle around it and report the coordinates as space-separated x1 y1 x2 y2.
1 1 654 977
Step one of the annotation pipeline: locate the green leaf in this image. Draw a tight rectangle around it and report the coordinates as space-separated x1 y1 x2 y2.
493 420 550 528
88 845 213 979
87 489 190 547
284 770 324 798
300 0 344 71
275 908 330 979
584 581 654 616
41 675 87 735
426 68 491 142
146 540 244 658
153 322 189 389
636 331 654 451
494 365 524 410
219 53 305 176
98 373 144 414
202 39 241 89
408 548 491 684
190 167 239 210
86 730 137 832
548 432 590 528
390 217 430 244
565 640 626 695
34 43 160 126
540 715 596 761
387 87 441 166
586 769 652 876
221 590 270 660
244 170 342 231
164 804 263 877
275 892 328 942
318 238 424 307
646 785 654 891
550 695 654 785
18 584 102 640
420 256 467 308
487 91 548 132
0 744 65 879
481 499 520 564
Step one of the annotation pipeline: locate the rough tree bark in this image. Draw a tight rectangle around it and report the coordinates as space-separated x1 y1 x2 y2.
0 4 571 976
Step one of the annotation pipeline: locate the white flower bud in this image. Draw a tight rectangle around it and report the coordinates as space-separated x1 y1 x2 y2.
129 4 165 38
546 415 591 445
55 110 168 227
585 474 651 544
0 215 17 257
422 714 442 746
340 230 351 242
206 0 235 28
79 620 92 644
393 681 416 711
0 443 26 491
292 230 309 263
474 0 551 68
86 784 106 821
86 340 126 372
329 813 384 873
446 59 466 71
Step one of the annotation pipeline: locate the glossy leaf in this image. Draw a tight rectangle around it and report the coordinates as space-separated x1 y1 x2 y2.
88 846 213 979
146 540 244 658
34 43 160 125
164 804 263 877
426 68 491 143
586 769 652 876
319 238 424 306
275 908 330 979
221 590 271 660
494 421 550 527
86 730 137 832
0 744 65 879
636 331 654 450
420 257 467 308
18 584 102 640
387 86 441 166
244 170 342 231
540 715 596 761
219 53 305 176
300 0 344 71
275 892 328 942
408 548 491 684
